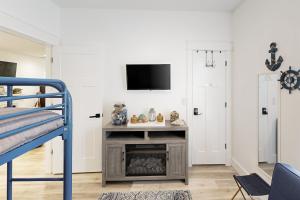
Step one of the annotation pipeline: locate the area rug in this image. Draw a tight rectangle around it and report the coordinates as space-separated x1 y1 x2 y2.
99 190 192 200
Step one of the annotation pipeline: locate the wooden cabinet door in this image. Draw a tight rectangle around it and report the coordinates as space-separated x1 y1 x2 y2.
167 144 186 177
106 144 125 179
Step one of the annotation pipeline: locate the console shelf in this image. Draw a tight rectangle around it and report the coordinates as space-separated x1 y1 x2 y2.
102 120 188 186
148 131 186 140
106 131 145 140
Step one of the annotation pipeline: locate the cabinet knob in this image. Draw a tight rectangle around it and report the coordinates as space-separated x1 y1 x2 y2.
194 108 202 116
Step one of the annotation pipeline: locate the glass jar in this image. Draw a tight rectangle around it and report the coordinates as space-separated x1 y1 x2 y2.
148 108 156 122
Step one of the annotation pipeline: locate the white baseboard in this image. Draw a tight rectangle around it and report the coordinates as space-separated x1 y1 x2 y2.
231 157 249 175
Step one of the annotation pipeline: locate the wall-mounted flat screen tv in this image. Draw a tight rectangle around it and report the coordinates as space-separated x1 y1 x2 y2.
0 61 17 77
126 64 171 90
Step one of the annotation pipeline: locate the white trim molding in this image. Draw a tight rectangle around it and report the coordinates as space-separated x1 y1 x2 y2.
0 10 60 45
231 157 250 175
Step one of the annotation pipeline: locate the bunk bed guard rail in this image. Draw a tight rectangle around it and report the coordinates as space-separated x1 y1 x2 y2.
0 77 73 200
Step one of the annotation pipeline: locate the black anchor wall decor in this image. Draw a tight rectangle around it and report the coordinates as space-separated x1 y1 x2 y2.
265 42 284 71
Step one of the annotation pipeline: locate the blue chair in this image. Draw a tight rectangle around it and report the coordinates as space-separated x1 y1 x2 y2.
232 163 300 200
269 163 300 200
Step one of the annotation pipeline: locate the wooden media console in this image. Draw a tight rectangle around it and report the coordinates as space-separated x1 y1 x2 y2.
102 121 188 186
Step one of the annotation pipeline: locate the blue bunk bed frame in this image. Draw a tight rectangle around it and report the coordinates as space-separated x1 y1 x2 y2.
0 77 72 200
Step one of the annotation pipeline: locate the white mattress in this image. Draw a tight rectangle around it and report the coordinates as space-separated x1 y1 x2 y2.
0 107 64 155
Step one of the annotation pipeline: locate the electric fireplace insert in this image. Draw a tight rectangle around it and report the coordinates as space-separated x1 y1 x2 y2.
125 144 167 176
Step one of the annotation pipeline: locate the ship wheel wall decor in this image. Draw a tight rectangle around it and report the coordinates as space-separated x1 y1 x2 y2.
279 66 300 94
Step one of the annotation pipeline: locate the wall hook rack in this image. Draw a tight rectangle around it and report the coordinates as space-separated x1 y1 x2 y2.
205 50 215 68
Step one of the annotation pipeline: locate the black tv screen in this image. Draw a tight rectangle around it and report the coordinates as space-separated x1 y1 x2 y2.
0 61 17 77
126 64 171 90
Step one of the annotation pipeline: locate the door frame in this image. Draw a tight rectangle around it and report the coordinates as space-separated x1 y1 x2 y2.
0 28 54 173
50 44 104 174
186 41 232 166
0 16 58 173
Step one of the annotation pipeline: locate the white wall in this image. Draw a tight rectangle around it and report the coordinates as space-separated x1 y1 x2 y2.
232 0 300 176
0 0 61 44
60 9 232 123
0 50 47 107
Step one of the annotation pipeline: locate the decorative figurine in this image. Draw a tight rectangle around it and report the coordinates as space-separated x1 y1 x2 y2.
0 86 5 95
148 108 156 122
111 104 127 125
265 42 284 71
130 115 138 124
170 111 179 122
138 114 148 123
157 113 164 123
13 88 22 95
171 119 185 126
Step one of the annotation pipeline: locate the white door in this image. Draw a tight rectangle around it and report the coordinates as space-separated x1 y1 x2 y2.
51 45 103 173
191 50 226 165
258 74 279 163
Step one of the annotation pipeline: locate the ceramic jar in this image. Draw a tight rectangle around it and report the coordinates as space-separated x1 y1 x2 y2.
170 111 179 122
138 114 148 123
130 115 138 124
157 113 164 122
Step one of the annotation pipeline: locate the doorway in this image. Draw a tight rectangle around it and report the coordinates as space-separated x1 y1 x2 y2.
191 50 229 165
0 30 52 175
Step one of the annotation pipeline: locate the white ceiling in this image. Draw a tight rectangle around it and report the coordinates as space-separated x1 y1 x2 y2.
0 31 47 58
51 0 244 12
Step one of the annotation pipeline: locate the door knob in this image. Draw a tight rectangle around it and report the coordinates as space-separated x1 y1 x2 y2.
194 108 202 116
89 113 101 118
262 108 268 115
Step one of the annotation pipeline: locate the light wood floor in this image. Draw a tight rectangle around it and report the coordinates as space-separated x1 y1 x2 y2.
258 163 275 177
0 147 246 200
